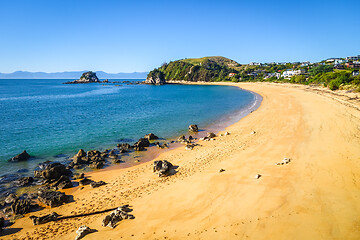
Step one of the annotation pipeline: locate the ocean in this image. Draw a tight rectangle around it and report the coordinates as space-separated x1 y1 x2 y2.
0 79 259 177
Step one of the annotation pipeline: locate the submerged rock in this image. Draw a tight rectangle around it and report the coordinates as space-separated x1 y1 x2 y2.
188 124 199 132
16 176 34 186
9 150 31 162
75 225 97 240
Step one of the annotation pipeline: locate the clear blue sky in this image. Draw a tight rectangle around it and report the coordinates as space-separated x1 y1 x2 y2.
0 0 359 73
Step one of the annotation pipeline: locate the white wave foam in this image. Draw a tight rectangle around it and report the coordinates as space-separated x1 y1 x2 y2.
0 86 122 101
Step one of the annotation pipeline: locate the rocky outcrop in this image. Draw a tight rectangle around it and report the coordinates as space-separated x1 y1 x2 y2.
133 138 150 151
51 175 73 190
102 205 134 228
188 124 199 132
63 71 100 84
144 69 166 85
11 199 32 215
75 226 97 240
37 189 69 207
8 150 31 162
30 212 59 225
153 160 174 177
17 176 34 186
144 133 159 140
34 162 71 181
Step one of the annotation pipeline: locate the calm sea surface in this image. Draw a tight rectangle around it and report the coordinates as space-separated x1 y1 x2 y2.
0 79 259 176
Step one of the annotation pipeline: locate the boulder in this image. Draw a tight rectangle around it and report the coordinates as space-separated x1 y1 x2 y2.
89 162 104 169
30 212 59 225
117 143 131 150
75 149 86 158
79 178 92 186
37 189 69 207
90 181 106 188
207 132 216 139
133 138 150 151
153 160 174 177
17 176 34 186
102 205 134 228
11 199 32 215
188 124 199 132
73 173 85 180
75 225 97 240
52 175 73 190
5 194 18 204
34 162 71 181
9 150 31 162
87 150 101 158
144 133 159 140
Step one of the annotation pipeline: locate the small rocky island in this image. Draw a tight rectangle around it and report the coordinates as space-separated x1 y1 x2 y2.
63 71 100 84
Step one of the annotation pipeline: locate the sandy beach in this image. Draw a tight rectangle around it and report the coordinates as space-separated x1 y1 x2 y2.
2 82 360 240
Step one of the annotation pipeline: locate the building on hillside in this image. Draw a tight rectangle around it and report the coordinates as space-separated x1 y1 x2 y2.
346 62 360 68
300 61 310 67
352 70 359 76
282 69 306 78
345 55 360 61
335 59 345 64
249 62 261 66
264 72 281 79
228 73 236 77
334 64 345 69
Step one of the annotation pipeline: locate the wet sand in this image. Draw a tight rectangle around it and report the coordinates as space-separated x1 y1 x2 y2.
3 82 360 240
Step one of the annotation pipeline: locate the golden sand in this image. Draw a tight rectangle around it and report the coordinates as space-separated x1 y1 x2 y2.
3 82 360 240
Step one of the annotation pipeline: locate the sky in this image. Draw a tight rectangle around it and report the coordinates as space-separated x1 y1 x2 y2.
0 0 359 73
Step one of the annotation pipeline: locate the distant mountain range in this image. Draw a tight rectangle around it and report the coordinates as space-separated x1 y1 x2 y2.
0 71 149 79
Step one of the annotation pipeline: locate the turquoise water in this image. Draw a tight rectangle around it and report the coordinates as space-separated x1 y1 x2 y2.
0 79 258 176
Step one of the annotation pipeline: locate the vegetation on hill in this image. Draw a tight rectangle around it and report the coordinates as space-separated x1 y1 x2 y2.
147 56 360 91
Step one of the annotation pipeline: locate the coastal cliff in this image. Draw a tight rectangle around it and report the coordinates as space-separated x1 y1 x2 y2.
63 71 100 84
145 56 241 85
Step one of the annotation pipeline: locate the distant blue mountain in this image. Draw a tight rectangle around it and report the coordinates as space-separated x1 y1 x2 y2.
0 71 148 79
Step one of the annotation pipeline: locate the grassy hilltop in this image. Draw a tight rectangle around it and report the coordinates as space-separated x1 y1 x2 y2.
147 56 360 91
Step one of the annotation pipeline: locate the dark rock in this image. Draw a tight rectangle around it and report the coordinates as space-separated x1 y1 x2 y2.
87 150 101 158
79 178 92 186
5 194 18 204
90 181 106 188
63 71 100 84
102 205 134 228
75 149 86 158
8 150 31 162
30 212 59 225
37 189 69 207
52 175 73 190
189 124 199 132
207 132 216 139
34 162 71 181
178 135 186 142
73 173 85 180
133 138 150 151
144 133 159 140
0 217 4 232
153 160 174 177
17 176 34 186
75 225 97 240
188 135 194 141
89 162 104 169
219 169 225 173
11 199 31 215
117 143 131 150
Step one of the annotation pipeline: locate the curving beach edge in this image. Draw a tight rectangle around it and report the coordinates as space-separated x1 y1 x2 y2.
4 82 360 240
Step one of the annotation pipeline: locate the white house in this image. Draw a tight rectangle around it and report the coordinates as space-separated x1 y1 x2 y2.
249 62 261 66
282 69 306 78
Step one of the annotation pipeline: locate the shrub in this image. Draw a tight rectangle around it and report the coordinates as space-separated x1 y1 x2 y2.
328 78 342 90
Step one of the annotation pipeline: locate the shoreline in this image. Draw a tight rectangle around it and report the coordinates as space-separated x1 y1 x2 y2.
2 82 360 240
